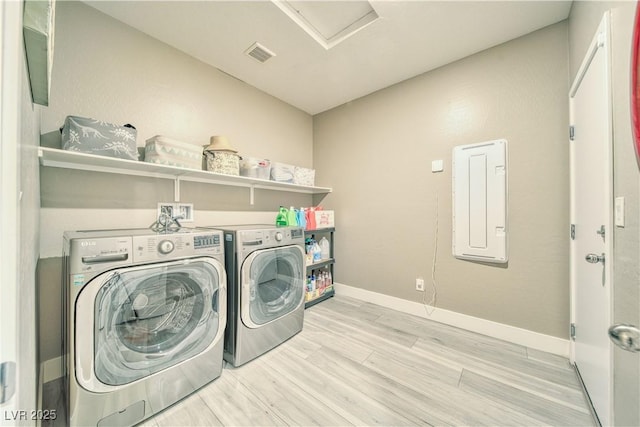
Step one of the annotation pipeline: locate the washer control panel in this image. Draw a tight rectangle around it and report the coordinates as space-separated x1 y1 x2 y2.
134 232 222 262
158 240 175 254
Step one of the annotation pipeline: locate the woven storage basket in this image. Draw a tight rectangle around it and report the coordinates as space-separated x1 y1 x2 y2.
204 150 240 175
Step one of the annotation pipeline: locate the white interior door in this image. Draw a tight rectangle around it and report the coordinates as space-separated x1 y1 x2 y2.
0 0 22 419
569 12 613 426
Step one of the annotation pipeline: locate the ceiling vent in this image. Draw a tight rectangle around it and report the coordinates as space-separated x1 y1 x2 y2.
245 42 276 63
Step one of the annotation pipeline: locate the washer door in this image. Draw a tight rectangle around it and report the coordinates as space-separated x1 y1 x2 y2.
240 245 305 329
75 257 226 392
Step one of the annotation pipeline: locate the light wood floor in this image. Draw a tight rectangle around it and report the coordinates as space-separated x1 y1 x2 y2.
43 295 595 426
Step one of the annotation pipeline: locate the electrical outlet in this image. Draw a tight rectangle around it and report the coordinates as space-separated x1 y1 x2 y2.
415 277 425 292
157 202 194 222
176 203 194 222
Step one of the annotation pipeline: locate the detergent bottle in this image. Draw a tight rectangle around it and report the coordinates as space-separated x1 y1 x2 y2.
275 206 288 227
287 206 297 226
297 207 307 230
306 207 317 230
312 240 322 262
319 237 330 260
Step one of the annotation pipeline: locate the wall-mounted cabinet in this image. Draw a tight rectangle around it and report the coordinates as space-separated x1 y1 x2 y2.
38 147 332 204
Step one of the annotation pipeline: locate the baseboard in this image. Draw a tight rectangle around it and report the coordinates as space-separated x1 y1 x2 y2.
42 356 63 383
333 282 570 357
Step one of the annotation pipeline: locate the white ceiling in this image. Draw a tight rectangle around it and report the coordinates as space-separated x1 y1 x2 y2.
85 1 572 115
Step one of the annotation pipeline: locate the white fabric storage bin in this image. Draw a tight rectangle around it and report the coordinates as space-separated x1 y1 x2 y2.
240 157 271 180
144 135 202 170
293 166 315 186
270 162 295 183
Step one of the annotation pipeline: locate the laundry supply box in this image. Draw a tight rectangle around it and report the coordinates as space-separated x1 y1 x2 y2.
240 157 271 180
270 162 295 183
61 115 138 160
144 135 203 169
315 210 335 228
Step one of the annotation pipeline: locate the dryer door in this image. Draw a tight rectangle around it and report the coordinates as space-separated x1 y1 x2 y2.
74 257 226 393
240 245 305 328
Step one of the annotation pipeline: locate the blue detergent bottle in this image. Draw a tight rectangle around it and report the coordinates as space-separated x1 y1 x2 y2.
297 207 307 229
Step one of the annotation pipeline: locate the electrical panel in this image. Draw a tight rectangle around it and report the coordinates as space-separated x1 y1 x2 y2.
452 139 508 264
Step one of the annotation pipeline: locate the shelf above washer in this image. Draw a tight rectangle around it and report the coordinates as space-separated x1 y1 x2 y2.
38 147 332 203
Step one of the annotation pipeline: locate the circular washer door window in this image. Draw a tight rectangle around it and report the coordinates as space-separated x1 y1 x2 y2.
91 259 222 386
240 245 305 328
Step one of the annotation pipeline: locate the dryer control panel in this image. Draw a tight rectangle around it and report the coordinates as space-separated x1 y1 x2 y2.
240 229 290 245
238 227 304 257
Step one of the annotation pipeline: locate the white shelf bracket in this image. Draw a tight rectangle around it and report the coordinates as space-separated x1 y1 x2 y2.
250 184 255 206
174 177 181 202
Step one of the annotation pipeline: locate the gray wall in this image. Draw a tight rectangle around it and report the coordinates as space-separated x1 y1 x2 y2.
569 2 640 426
314 22 570 339
40 2 315 215
41 2 313 168
38 1 316 367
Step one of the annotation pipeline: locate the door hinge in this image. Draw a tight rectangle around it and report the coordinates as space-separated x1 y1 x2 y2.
570 224 576 240
569 125 575 141
0 361 16 404
570 323 576 341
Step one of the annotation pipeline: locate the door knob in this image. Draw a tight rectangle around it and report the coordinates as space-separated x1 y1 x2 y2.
585 253 605 264
608 324 640 352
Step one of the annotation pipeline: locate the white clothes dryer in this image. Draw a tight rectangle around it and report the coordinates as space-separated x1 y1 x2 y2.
211 225 305 367
63 228 226 427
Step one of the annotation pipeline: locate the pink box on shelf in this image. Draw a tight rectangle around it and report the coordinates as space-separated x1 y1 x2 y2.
315 210 334 228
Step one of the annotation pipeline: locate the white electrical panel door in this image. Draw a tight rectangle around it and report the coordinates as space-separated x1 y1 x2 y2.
452 139 508 263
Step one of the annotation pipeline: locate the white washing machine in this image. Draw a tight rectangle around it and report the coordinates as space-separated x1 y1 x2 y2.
63 228 226 427
211 225 305 367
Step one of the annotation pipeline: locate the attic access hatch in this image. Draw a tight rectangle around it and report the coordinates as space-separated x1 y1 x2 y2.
272 0 379 50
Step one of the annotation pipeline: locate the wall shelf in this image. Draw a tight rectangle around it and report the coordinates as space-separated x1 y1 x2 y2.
38 147 332 204
305 286 335 308
306 258 335 271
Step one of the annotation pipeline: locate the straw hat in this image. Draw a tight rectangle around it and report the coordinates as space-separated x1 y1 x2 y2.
204 135 238 153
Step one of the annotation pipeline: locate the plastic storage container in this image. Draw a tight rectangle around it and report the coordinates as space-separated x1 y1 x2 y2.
240 157 271 180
